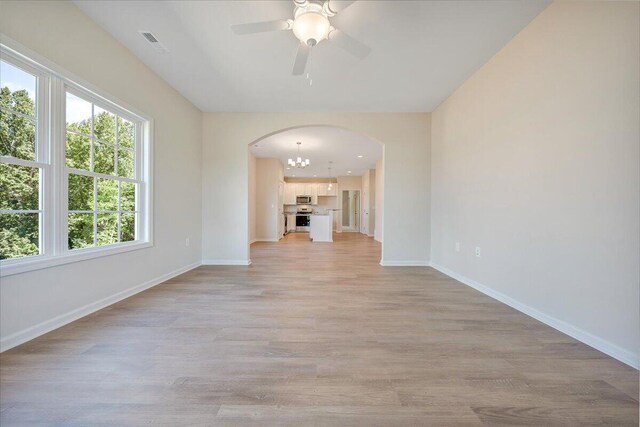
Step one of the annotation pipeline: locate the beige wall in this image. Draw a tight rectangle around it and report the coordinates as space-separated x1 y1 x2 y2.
202 113 430 265
374 158 384 243
430 1 639 366
254 158 284 242
337 175 362 191
0 1 203 348
368 169 376 237
362 171 371 235
248 152 256 243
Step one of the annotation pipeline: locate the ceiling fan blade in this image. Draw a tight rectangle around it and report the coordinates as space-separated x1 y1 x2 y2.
292 43 311 75
231 20 290 35
329 28 371 59
326 0 358 15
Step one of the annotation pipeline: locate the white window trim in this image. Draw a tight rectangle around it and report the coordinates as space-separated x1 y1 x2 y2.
0 35 154 278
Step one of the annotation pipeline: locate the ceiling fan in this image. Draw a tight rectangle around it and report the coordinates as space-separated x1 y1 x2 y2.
231 0 370 75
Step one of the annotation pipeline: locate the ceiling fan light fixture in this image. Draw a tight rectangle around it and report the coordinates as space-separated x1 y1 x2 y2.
292 11 330 45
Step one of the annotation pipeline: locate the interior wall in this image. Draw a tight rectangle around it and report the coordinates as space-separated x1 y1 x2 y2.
337 175 362 191
0 1 203 348
202 114 430 265
368 169 376 237
430 1 639 366
248 151 256 243
361 171 370 235
374 158 384 243
254 158 284 242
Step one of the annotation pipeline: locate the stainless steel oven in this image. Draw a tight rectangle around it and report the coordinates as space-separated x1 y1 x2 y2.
296 208 311 231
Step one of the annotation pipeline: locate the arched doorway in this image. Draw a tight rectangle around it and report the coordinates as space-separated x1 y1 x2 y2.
201 112 429 267
247 125 384 263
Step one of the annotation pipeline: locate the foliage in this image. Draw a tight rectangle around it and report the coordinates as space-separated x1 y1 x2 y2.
1 88 39 259
1 84 136 260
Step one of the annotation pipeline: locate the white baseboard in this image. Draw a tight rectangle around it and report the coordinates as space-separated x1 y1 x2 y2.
0 261 201 353
429 262 639 370
202 259 252 266
380 260 429 267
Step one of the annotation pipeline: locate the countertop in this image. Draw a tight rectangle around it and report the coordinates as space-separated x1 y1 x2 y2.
287 211 339 216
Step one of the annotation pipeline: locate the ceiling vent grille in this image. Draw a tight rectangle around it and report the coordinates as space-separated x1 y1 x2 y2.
141 32 158 43
138 31 168 54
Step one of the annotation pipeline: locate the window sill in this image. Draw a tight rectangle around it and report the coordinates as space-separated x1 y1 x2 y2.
0 241 152 278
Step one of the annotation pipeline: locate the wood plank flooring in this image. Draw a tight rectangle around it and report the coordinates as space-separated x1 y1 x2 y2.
1 232 637 425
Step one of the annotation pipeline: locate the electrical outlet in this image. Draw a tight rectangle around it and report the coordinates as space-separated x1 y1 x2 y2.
475 247 481 257
455 242 460 252
185 237 190 247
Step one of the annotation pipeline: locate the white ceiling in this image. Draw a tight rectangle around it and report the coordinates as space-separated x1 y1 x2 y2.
250 126 382 178
74 0 549 112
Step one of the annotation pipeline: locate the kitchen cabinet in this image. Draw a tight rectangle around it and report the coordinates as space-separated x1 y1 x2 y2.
284 183 296 205
303 183 313 196
286 214 296 232
285 181 337 203
310 183 318 205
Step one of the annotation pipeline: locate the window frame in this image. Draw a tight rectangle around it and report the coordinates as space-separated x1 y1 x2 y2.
0 37 153 277
0 52 50 260
63 85 143 249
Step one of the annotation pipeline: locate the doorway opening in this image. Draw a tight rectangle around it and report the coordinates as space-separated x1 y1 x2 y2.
247 124 384 263
341 190 360 232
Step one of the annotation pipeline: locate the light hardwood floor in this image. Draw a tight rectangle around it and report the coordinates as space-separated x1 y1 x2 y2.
1 232 637 425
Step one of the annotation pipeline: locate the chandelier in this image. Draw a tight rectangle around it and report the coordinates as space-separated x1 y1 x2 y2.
288 142 310 168
327 161 333 190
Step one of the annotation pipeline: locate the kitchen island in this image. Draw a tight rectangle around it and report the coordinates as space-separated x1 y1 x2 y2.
309 211 333 242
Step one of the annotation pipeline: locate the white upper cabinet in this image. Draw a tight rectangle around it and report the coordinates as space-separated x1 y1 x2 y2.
303 183 313 196
284 182 336 203
284 183 296 205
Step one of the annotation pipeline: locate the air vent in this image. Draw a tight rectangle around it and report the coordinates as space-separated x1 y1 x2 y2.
141 32 158 43
138 31 168 54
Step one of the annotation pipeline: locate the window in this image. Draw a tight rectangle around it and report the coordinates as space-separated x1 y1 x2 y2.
0 58 45 261
65 91 139 250
0 42 151 276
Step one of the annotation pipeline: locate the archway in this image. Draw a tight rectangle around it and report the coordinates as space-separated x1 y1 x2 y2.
247 125 384 263
201 112 429 267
